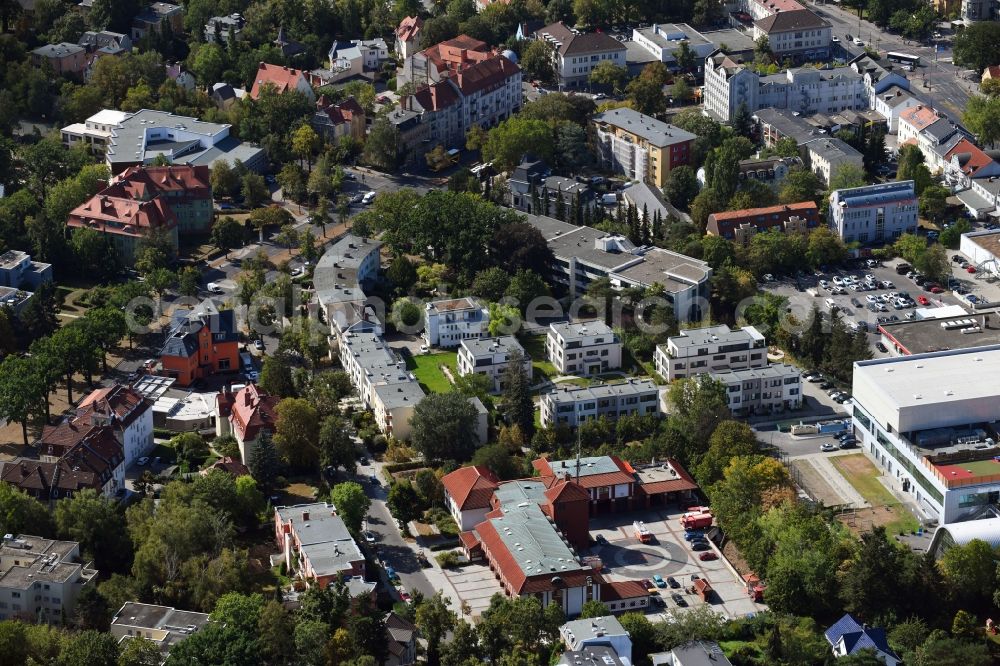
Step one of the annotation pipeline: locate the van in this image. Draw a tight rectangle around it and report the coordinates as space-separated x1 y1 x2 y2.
207 282 223 294
361 190 377 205
601 193 618 205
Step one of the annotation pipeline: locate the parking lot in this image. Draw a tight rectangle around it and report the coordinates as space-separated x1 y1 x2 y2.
587 509 766 620
767 257 968 359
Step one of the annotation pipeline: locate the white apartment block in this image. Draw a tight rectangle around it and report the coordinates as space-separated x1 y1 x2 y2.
703 51 865 123
540 379 661 428
111 602 210 654
60 109 129 153
851 346 1000 525
711 364 802 416
546 321 622 376
654 324 767 381
457 336 532 393
829 181 918 244
802 137 865 185
750 9 831 61
423 297 490 348
533 22 627 89
0 535 97 625
339 323 425 440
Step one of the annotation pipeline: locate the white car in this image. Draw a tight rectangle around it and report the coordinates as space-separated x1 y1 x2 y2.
881 280 895 289
865 294 878 303
419 344 429 353
878 294 892 303
819 279 830 289
831 36 840 43
864 274 876 282
763 273 775 282
853 37 864 46
832 276 845 286
820 442 837 452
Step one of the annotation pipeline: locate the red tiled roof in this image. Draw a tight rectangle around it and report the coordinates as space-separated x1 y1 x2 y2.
637 458 699 495
203 456 250 477
708 201 817 222
77 385 147 429
459 530 481 550
250 63 311 100
600 580 648 601
544 479 590 503
423 35 490 72
412 79 461 111
318 97 364 126
453 55 520 95
945 138 996 177
899 105 939 132
442 465 499 510
396 15 423 41
114 165 211 201
228 383 279 442
67 191 177 238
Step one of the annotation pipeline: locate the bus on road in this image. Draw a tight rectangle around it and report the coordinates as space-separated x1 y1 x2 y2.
886 52 920 68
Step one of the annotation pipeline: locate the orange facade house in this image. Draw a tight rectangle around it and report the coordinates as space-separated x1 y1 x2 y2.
160 299 239 387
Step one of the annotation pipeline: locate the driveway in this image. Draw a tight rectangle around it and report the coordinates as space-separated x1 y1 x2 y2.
442 564 504 617
588 509 767 620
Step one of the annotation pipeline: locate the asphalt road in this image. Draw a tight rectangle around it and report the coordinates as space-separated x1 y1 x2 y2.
358 456 439 600
809 1 974 122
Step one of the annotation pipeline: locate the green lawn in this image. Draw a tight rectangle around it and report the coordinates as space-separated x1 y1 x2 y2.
831 454 921 534
406 351 457 393
518 333 558 383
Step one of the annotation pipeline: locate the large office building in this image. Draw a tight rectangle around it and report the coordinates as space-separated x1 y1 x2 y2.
546 321 622 377
654 324 767 381
851 346 1000 524
523 213 711 321
828 181 918 245
703 51 864 123
591 108 695 188
61 109 265 174
539 379 661 428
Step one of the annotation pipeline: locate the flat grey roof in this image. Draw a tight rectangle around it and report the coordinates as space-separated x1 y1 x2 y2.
709 363 799 382
461 335 525 357
300 538 363 577
112 602 210 633
561 616 628 647
314 234 382 308
275 503 352 546
557 646 626 666
373 380 426 409
593 107 697 147
853 346 1000 411
107 109 230 164
549 320 616 342
669 324 764 350
635 23 710 49
544 379 659 404
493 479 548 512
32 42 84 57
880 311 1000 355
546 455 623 477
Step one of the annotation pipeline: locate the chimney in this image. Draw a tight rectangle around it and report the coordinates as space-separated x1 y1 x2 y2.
302 511 310 521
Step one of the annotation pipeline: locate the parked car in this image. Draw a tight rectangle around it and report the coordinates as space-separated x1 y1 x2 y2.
667 576 680 589
692 541 710 551
807 374 824 383
821 442 837 452
953 254 964 263
917 295 929 305
967 266 978 273
653 574 667 588
851 297 863 307
930 286 944 294
683 530 703 541
839 439 857 449
819 381 834 390
399 590 412 603
363 531 376 543
595 534 608 544
672 593 687 607
254 339 265 351
699 552 719 561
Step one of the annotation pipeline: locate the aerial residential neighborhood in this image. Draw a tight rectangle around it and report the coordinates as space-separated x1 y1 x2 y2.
5 0 1000 663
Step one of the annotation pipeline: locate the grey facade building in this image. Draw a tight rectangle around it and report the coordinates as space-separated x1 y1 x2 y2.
829 181 918 244
540 379 661 428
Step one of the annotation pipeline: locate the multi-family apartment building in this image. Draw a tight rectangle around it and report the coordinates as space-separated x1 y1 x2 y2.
457 336 532 393
828 181 918 244
507 156 595 214
329 38 389 74
401 51 522 148
942 138 1000 192
60 108 264 174
203 13 244 43
524 213 712 321
0 250 51 290
850 346 1000 525
394 16 423 60
706 201 819 243
398 34 491 87
275 503 365 588
160 299 240 387
532 22 626 89
703 51 865 123
73 383 152 469
546 321 622 376
0 535 97 625
250 63 317 102
7 427 125 502
653 324 767 381
750 8 831 60
110 603 210 656
630 23 755 75
312 97 366 143
132 2 183 41
802 137 864 185
539 379 661 428
66 164 217 265
314 234 383 337
78 30 132 55
423 297 490 348
216 382 279 465
711 364 802 416
30 43 87 77
591 108 695 188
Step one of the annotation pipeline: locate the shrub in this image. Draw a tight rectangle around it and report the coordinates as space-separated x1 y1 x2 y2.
435 551 460 568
